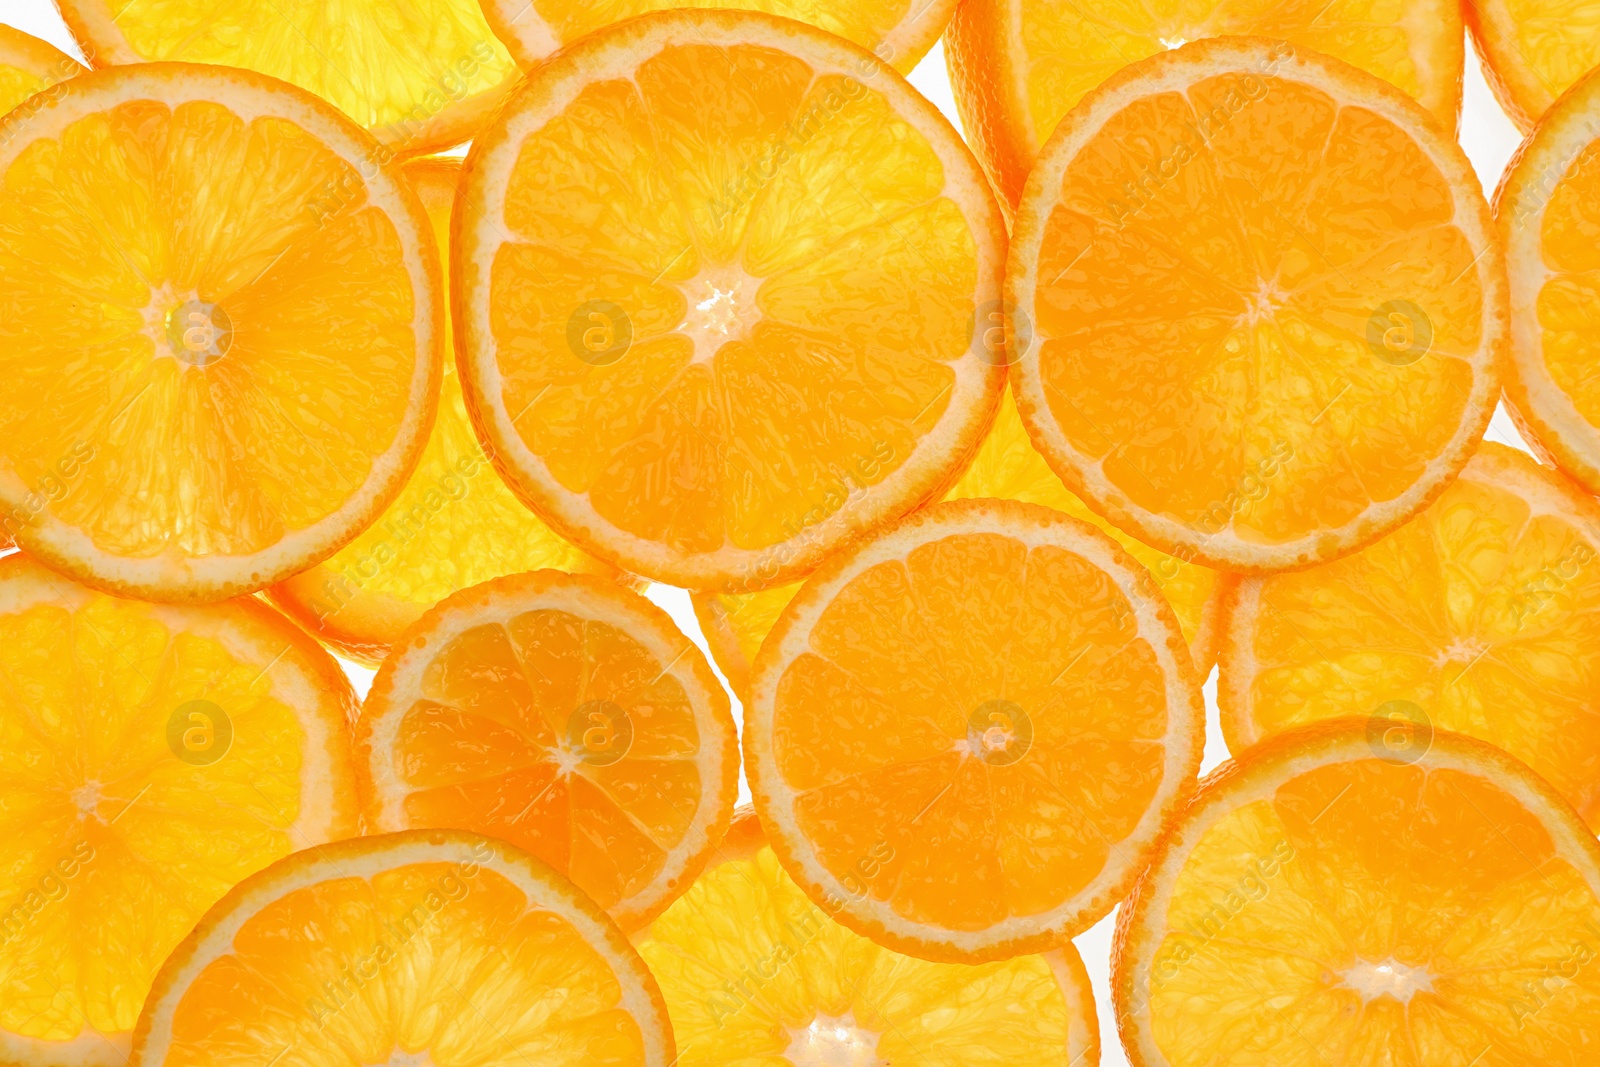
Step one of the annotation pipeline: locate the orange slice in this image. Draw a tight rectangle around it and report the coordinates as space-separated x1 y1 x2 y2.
1467 0 1600 131
1113 721 1600 1066
639 808 1102 1065
947 0 1464 212
360 569 738 930
482 0 955 76
454 9 1006 591
0 23 83 120
1219 441 1600 828
268 159 621 664
1009 38 1505 574
745 498 1205 962
0 63 442 603
0 553 358 1065
1497 66 1600 493
53 0 520 155
131 830 675 1067
693 384 1225 703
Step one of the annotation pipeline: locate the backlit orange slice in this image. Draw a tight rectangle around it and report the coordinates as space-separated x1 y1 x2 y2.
0 553 358 1066
639 808 1102 1065
268 159 621 664
1009 38 1505 573
0 23 83 120
1113 721 1600 1066
693 384 1225 704
454 9 1006 591
746 498 1205 962
360 570 738 930
1467 0 1600 131
131 830 675 1067
53 0 520 155
482 0 956 76
947 0 1463 212
1497 66 1600 494
1219 441 1600 828
0 64 442 602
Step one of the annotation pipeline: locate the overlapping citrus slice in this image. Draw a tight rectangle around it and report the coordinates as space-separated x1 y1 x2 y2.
745 498 1205 962
1219 441 1600 828
482 0 956 76
0 23 82 119
946 0 1464 212
1009 38 1505 574
268 160 620 663
1467 0 1600 131
0 63 443 603
1498 66 1600 493
53 0 519 155
131 830 675 1067
693 385 1224 702
454 9 1006 591
1113 721 1600 1066
0 553 358 1066
360 570 738 930
639 808 1102 1066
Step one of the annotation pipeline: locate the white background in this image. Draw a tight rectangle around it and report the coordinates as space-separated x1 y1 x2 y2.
0 4 1539 1063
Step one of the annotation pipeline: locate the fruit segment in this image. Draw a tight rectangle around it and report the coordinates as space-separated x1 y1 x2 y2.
0 24 82 119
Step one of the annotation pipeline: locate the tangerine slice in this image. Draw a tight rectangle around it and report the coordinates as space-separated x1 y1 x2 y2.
0 23 82 120
1467 0 1600 130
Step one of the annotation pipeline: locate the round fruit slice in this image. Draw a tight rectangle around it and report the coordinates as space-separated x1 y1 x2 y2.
693 385 1225 703
455 9 1006 591
53 0 520 155
639 807 1102 1066
1497 67 1600 494
0 23 83 119
746 498 1206 962
946 0 1463 212
268 159 621 664
482 0 955 76
131 830 675 1067
0 553 358 1066
360 569 738 930
0 63 442 603
1009 38 1505 574
1114 721 1600 1066
1467 0 1600 131
1219 441 1600 828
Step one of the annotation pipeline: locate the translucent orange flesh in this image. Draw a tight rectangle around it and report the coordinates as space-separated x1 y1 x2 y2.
392 610 702 911
1232 443 1600 827
163 862 647 1067
272 163 610 654
1035 72 1484 550
490 42 979 558
641 839 1086 1065
1146 756 1600 1064
0 98 420 558
0 594 312 1040
1476 0 1600 123
1537 139 1600 425
774 528 1171 930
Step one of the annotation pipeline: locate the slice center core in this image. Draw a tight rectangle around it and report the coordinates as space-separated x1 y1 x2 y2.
147 286 233 367
784 1012 884 1067
1338 957 1435 1004
678 264 763 364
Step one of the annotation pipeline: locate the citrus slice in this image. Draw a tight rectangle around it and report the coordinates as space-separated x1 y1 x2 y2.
745 498 1205 962
360 569 738 930
639 807 1102 1066
455 9 1006 591
1497 66 1600 494
1219 441 1600 828
482 0 955 76
53 0 520 155
131 830 675 1067
1113 721 1600 1066
0 23 83 119
0 63 443 603
946 0 1464 212
692 385 1225 703
1467 0 1600 131
268 159 621 664
1009 38 1505 574
0 553 358 1066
